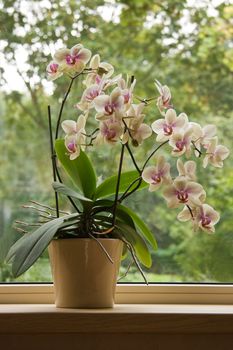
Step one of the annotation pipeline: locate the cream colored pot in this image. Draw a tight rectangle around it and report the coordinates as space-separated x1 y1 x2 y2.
49 238 123 309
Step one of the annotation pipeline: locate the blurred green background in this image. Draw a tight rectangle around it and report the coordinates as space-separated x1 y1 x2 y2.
0 0 232 283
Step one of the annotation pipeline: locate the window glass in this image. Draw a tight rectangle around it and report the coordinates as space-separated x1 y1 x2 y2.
0 0 232 283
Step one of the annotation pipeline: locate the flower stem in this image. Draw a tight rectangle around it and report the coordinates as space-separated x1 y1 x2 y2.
112 144 125 226
142 140 169 172
55 72 82 140
48 105 59 218
125 143 141 173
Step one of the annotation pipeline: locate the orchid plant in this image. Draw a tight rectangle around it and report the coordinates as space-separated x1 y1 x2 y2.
7 44 229 281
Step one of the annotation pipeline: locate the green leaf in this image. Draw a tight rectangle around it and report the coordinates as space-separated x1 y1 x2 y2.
53 182 93 203
94 170 148 199
55 139 97 199
117 204 158 250
116 220 152 268
7 213 79 277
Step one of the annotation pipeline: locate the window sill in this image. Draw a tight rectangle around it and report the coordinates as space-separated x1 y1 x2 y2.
1 303 233 334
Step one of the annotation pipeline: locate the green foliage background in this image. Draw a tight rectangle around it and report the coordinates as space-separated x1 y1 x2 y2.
0 0 232 282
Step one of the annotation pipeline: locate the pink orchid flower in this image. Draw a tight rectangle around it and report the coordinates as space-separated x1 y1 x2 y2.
169 126 193 157
46 61 63 81
203 137 230 168
118 77 136 108
95 118 123 145
163 177 205 208
62 115 86 160
53 44 91 74
178 203 220 233
152 108 189 142
93 87 125 121
76 80 106 111
155 79 172 113
83 54 114 87
177 159 196 181
142 156 172 191
122 103 152 146
191 122 217 156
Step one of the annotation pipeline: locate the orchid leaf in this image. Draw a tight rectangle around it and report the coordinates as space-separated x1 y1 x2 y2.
94 170 148 199
115 220 152 268
7 214 79 277
117 204 157 250
52 182 93 203
55 139 97 199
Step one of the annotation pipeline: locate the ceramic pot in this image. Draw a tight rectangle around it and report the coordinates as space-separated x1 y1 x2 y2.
49 238 123 308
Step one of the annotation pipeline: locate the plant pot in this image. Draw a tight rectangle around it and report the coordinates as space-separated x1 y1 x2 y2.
49 238 123 308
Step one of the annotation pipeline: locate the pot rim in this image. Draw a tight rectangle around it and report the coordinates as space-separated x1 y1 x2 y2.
51 237 122 242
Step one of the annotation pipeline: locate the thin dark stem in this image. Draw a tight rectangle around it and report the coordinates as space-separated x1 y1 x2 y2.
192 141 202 157
186 205 194 220
119 177 141 202
55 73 82 140
125 143 141 174
120 178 142 202
142 140 169 172
54 164 81 213
48 105 59 218
112 144 125 226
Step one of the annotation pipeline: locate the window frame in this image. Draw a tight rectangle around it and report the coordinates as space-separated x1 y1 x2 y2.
0 283 233 304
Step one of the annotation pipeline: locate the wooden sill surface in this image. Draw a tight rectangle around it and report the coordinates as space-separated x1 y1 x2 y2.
1 304 233 334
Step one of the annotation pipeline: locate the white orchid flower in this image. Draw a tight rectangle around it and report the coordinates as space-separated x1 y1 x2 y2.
155 79 172 114
46 61 63 81
83 54 114 87
62 115 86 159
163 177 205 208
194 204 220 233
118 77 136 109
95 118 123 145
177 159 196 181
169 126 193 157
203 137 230 168
177 202 220 233
152 109 189 142
122 103 152 145
76 79 106 111
191 122 217 156
94 87 125 121
53 44 91 74
142 156 172 192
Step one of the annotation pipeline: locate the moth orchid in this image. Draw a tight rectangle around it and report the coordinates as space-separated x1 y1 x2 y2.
46 61 63 81
176 159 196 181
152 108 189 142
62 115 86 160
178 203 220 233
94 87 125 121
155 79 172 113
83 54 114 87
203 137 230 168
122 103 152 145
142 156 171 191
163 177 206 208
169 126 193 157
53 44 91 74
95 118 123 145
